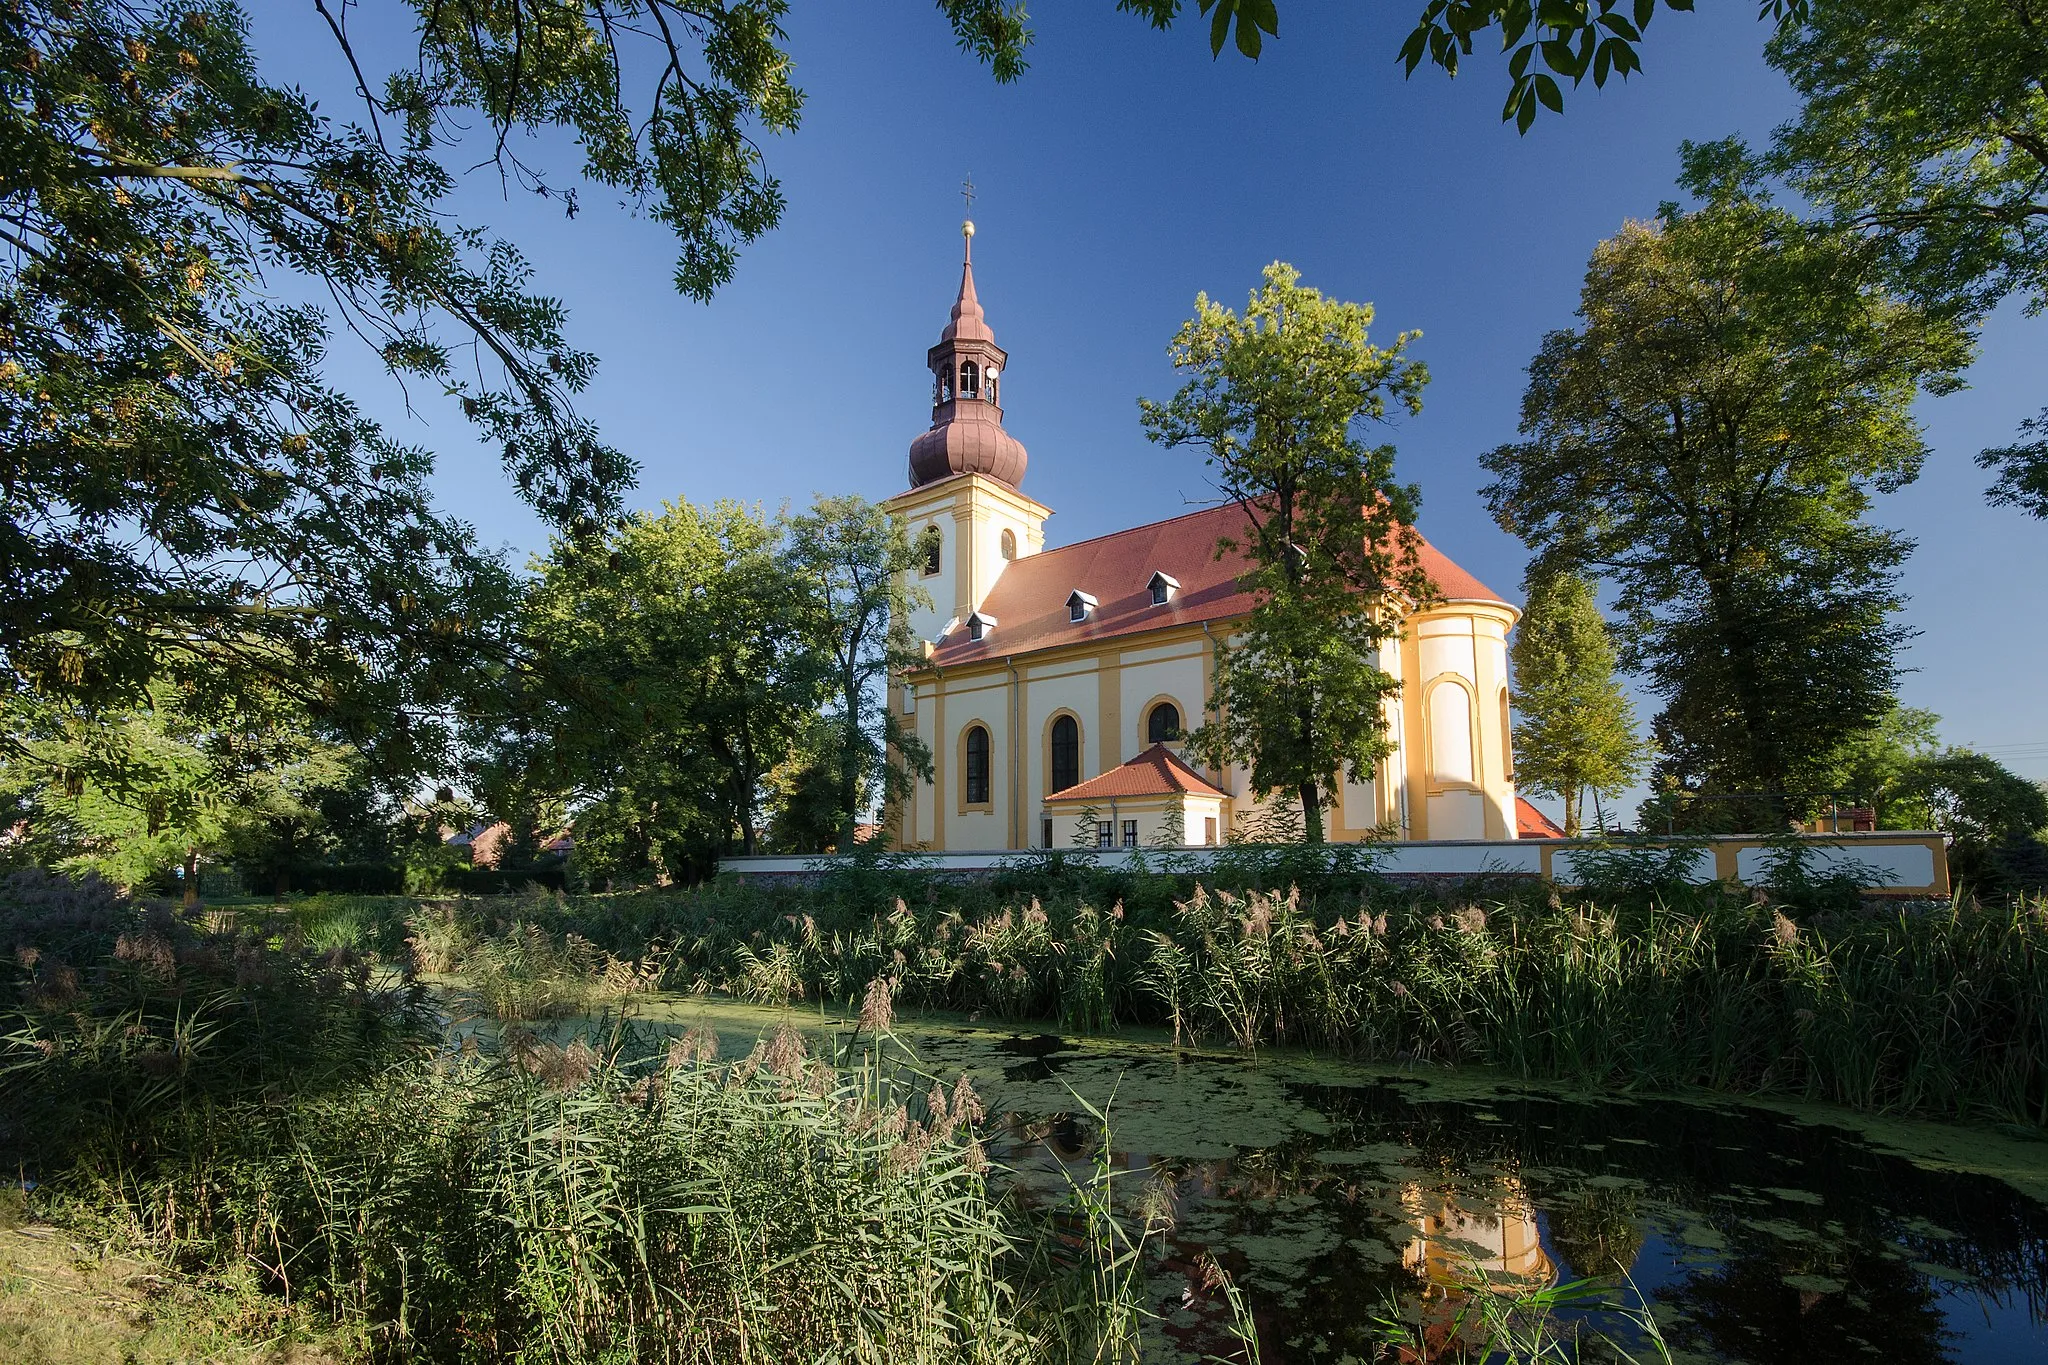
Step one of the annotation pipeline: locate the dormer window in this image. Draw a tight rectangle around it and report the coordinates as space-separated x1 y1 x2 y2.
1067 590 1098 624
960 360 980 399
1148 572 1180 607
967 611 996 642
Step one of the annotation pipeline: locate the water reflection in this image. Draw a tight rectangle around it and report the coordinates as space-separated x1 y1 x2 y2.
979 1045 2048 1365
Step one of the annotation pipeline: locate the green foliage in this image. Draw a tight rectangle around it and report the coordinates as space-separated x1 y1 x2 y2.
784 495 934 845
1397 0 1777 132
0 680 372 901
1483 170 1972 829
357 863 2048 1128
512 499 831 873
1896 750 2048 845
1510 573 1645 834
0 1 603 769
4 875 1158 1363
1756 0 2047 510
1763 0 2048 318
1810 703 1943 829
1140 262 1432 842
1979 408 2048 520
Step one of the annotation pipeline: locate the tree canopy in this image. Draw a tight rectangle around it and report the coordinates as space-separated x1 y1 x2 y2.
1141 262 1432 842
1509 572 1644 835
783 496 932 848
1482 167 1972 827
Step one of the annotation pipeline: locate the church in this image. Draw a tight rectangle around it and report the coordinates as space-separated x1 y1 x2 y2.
885 224 1524 852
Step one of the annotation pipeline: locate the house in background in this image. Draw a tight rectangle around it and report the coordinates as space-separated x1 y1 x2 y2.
886 223 1522 852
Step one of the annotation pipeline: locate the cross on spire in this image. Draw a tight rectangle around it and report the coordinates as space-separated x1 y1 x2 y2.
961 175 975 211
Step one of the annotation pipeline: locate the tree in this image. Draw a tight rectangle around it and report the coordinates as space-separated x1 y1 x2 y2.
1762 0 2048 320
1140 262 1432 843
1896 750 2048 846
515 499 828 864
1753 1 2048 517
0 1 635 770
1979 411 2048 521
1509 572 1644 835
0 2 1270 771
1892 748 2048 895
1481 167 1972 830
783 496 932 846
2 677 335 903
1809 703 1943 829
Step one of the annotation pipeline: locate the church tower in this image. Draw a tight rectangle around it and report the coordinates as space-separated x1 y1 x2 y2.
885 220 1051 648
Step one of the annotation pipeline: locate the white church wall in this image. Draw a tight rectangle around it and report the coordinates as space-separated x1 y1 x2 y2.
1117 653 1202 757
1022 662 1101 794
1417 616 1479 685
904 510 957 646
1340 773 1379 833
911 684 937 847
946 671 1013 845
1427 790 1487 841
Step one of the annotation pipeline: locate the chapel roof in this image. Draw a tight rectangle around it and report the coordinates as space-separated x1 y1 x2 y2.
1515 797 1566 839
1043 743 1230 803
924 499 1509 667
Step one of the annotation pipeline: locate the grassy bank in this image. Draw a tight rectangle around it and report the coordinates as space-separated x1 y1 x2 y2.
0 871 1203 1364
302 849 2048 1130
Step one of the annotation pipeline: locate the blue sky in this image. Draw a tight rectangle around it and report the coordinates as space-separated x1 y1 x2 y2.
259 3 2047 807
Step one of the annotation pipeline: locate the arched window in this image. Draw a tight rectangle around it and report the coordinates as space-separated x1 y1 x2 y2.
939 369 953 402
1147 701 1182 744
1428 681 1475 784
1000 528 1016 561
964 725 991 805
959 360 980 398
1050 715 1080 794
922 526 941 577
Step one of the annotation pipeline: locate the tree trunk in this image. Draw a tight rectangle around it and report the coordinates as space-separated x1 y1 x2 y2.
1564 787 1581 837
182 847 200 909
838 675 862 849
1299 779 1325 844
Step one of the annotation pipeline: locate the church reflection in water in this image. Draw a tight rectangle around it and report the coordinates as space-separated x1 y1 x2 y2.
1000 1111 1575 1360
1399 1178 1556 1289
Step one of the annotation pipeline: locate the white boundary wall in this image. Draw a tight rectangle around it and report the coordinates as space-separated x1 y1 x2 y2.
722 833 1950 897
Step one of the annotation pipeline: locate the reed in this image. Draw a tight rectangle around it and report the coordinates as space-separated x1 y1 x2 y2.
397 870 2048 1129
2 872 1177 1363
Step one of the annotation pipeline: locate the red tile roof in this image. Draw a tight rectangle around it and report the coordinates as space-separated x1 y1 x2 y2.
1044 743 1230 802
1515 797 1566 839
926 500 1508 667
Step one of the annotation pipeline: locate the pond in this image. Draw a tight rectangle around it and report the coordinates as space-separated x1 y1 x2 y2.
519 994 2048 1364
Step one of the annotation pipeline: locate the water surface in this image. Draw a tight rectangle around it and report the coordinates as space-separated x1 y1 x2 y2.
560 995 2048 1363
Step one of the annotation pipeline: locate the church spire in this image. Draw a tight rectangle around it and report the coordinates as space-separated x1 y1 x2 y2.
908 218 1028 489
943 220 991 343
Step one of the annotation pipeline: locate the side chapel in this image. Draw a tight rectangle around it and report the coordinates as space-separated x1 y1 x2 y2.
886 223 1523 852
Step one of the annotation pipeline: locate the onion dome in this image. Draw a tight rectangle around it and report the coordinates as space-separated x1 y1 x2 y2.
908 220 1029 489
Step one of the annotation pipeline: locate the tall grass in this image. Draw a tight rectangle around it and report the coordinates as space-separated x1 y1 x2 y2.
1 871 1183 1363
104 1030 1080 1364
313 866 2048 1129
